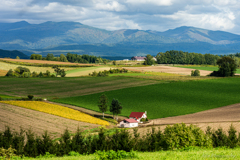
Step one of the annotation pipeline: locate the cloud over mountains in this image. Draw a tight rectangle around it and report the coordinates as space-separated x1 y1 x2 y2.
1 0 240 34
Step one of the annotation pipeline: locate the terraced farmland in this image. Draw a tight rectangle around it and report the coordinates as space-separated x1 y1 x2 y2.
52 77 240 119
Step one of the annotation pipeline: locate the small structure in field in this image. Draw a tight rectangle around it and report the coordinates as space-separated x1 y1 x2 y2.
129 111 147 123
119 119 138 128
131 56 146 61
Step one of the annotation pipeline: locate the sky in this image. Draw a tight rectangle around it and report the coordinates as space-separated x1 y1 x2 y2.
1 0 240 34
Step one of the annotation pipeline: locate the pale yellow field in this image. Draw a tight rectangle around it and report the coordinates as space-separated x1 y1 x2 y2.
0 61 74 73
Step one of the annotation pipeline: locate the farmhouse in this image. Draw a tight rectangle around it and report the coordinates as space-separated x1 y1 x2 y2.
129 112 147 123
119 119 138 128
131 56 146 61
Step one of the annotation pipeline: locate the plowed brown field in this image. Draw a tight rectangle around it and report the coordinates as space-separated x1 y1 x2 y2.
0 58 95 66
131 103 240 136
0 103 100 138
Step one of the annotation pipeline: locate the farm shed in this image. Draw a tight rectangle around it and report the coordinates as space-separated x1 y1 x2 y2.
129 112 147 123
119 119 138 128
131 56 146 61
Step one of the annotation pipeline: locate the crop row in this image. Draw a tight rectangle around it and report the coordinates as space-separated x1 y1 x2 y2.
0 101 109 126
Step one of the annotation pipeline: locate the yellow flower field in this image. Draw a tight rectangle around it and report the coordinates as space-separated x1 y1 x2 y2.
1 101 109 126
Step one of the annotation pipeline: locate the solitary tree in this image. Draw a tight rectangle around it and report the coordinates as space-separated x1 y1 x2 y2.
110 99 122 121
98 94 108 118
144 54 155 65
52 66 66 77
210 56 237 77
112 61 116 65
217 56 237 77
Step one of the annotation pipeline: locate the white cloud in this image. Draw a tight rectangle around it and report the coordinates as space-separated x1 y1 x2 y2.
126 0 173 6
95 1 126 11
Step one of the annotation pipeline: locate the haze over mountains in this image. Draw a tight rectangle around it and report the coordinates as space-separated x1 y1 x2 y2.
1 21 240 56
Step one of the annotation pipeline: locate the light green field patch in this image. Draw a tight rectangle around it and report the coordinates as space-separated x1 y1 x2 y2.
66 66 114 77
176 65 240 74
20 148 240 160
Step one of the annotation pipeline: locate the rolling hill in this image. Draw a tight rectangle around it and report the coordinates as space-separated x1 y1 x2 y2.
1 21 240 56
0 49 29 59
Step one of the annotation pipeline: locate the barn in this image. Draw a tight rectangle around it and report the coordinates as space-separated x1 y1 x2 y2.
119 119 138 128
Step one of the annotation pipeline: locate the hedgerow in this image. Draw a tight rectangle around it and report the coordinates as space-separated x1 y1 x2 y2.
0 123 239 158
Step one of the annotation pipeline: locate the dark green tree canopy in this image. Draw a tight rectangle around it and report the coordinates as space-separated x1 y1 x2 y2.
217 56 237 77
144 54 155 65
98 94 108 118
110 99 123 120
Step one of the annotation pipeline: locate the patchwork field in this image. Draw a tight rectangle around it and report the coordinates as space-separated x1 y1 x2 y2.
52 77 240 119
124 66 213 76
0 103 100 138
0 76 158 98
0 58 95 66
1 101 109 125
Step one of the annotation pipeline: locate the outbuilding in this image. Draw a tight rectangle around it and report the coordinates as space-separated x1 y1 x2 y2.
119 119 138 128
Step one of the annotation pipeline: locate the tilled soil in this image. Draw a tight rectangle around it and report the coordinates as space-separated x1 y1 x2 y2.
0 103 100 138
132 103 240 136
124 66 213 76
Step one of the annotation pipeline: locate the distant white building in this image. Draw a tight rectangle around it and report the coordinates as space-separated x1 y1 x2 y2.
119 119 139 128
131 56 146 61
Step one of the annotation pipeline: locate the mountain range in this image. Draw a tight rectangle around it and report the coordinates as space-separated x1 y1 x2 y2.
1 21 240 56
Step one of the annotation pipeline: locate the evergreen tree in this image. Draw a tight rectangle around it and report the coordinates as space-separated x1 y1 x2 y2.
110 99 123 121
98 94 108 118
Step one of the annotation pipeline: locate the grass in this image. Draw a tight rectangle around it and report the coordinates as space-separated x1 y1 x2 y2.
65 66 104 74
176 65 240 74
0 94 18 99
52 77 240 119
0 76 158 99
16 147 240 160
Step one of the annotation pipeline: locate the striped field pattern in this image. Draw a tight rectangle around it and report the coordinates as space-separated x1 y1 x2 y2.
0 101 109 126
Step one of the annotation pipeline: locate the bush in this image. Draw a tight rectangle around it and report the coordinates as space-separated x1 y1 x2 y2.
94 150 138 160
0 97 1 101
0 146 17 159
5 69 14 77
191 70 200 76
28 95 34 100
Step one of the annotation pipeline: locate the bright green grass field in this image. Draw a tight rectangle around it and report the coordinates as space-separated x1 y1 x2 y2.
177 65 240 74
53 77 240 119
19 148 240 160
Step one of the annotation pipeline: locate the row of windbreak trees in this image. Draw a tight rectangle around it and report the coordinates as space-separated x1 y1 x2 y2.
30 53 109 64
156 51 220 65
1 124 240 158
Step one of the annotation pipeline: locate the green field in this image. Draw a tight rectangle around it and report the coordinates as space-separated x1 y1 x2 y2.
177 65 240 74
17 148 240 160
52 77 240 119
0 77 158 99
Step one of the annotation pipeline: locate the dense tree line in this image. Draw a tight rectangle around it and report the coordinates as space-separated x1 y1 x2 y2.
156 50 220 65
1 124 240 158
30 53 109 64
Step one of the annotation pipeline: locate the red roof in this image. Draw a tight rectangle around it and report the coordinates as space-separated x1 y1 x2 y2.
129 112 145 119
123 119 138 123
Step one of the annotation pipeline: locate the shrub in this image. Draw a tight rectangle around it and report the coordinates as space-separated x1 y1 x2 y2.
0 146 17 159
0 97 1 101
28 95 34 100
191 70 200 76
5 69 14 77
94 150 138 160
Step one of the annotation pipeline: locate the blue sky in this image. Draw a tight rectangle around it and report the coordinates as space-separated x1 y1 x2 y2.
1 0 240 34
